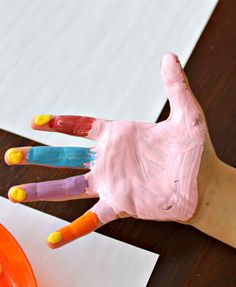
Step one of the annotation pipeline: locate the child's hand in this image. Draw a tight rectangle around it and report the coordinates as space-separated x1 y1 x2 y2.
5 54 216 249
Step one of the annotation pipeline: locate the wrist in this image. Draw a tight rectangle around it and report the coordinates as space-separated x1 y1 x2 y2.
188 143 236 248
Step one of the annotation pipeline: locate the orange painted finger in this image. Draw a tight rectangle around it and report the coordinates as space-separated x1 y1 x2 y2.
47 200 118 249
47 211 101 249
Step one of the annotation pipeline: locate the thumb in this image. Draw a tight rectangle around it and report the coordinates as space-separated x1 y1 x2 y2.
160 53 198 120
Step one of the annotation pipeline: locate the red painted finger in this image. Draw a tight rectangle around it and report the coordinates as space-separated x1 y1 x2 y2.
32 115 108 140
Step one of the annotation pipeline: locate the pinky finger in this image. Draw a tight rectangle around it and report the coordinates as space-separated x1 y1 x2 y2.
47 211 101 249
47 200 118 249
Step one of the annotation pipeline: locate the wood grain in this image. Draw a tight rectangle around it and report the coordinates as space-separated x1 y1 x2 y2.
0 0 235 286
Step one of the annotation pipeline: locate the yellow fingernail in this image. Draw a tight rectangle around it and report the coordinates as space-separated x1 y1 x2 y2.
47 231 62 244
9 187 27 202
34 114 52 126
6 148 24 164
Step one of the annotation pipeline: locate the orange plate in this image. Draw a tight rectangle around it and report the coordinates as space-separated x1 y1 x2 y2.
0 224 37 287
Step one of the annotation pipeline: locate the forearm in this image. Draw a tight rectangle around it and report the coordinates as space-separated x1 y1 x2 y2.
190 153 236 248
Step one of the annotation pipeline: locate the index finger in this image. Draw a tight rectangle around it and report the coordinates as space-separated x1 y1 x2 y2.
32 115 109 140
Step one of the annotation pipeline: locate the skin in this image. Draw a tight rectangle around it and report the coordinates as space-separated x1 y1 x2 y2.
188 150 236 248
4 53 236 249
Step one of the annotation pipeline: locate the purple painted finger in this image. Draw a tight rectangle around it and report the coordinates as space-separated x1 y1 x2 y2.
8 175 98 203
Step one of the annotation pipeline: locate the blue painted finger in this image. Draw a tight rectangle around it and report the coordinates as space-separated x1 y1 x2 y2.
5 146 96 168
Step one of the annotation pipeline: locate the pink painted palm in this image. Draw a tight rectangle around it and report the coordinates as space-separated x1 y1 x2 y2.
5 54 207 248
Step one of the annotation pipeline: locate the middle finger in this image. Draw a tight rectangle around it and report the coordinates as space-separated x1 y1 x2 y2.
5 146 96 169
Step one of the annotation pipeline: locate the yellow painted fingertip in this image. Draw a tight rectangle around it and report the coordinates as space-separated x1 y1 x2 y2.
47 231 62 244
33 114 52 126
9 187 27 202
6 148 24 164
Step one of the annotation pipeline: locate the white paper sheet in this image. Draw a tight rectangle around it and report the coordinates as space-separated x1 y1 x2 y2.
0 0 217 147
0 197 158 287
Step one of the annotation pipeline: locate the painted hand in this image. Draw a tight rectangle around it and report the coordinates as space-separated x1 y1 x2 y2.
5 54 207 249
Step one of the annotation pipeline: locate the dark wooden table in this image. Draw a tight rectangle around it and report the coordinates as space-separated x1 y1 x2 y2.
0 0 235 286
